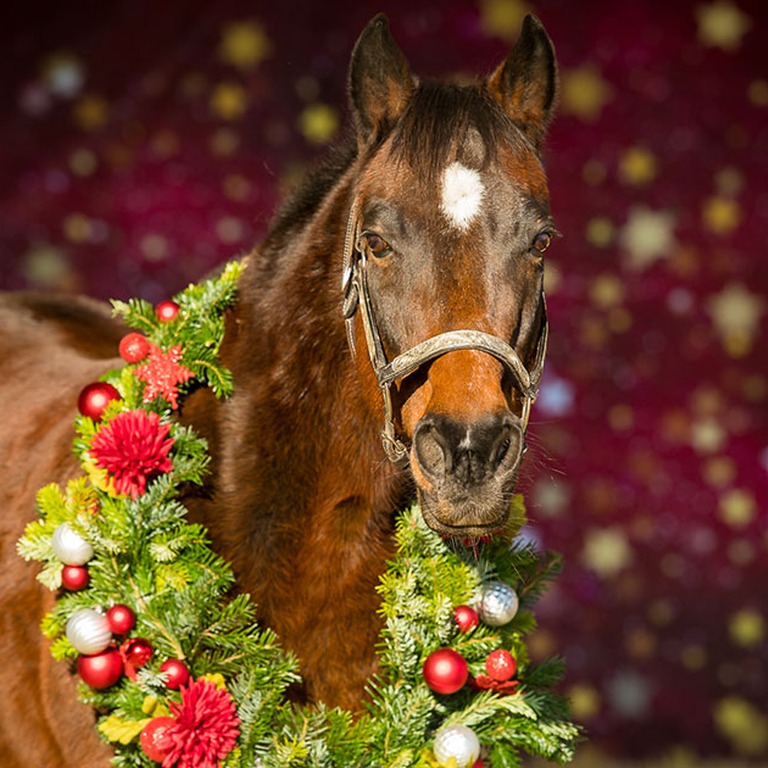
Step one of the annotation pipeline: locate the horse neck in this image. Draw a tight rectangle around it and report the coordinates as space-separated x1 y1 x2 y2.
214 174 406 550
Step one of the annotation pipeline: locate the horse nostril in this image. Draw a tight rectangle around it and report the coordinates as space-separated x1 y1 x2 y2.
413 420 448 482
494 436 511 470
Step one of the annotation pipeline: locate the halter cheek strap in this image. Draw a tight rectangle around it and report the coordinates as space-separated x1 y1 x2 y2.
341 196 548 464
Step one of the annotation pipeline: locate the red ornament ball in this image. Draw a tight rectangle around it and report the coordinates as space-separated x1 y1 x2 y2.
77 649 124 689
61 565 89 591
106 604 136 635
423 648 469 694
77 382 120 421
454 604 479 634
485 649 517 682
120 637 153 679
140 716 175 763
155 300 180 323
160 658 190 689
119 332 150 363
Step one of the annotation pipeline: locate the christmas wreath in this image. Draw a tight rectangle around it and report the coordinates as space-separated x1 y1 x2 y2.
18 262 580 768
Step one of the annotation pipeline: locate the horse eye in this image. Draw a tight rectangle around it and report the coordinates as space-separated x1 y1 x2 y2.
362 232 391 258
532 232 552 255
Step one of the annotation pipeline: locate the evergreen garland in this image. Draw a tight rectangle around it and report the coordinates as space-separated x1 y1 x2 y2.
17 261 580 767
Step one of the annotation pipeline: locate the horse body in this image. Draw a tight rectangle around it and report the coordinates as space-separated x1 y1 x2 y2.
0 14 557 764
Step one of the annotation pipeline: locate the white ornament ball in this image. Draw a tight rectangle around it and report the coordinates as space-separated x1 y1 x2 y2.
52 523 94 566
433 724 480 767
66 608 112 655
477 580 519 626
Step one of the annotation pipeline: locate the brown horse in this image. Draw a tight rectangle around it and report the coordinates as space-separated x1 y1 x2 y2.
0 14 557 766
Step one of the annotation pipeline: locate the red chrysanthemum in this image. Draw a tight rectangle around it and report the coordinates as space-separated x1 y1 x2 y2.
162 679 240 768
134 343 194 410
90 410 174 499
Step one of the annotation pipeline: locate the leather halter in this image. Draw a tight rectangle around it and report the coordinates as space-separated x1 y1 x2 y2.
341 195 549 464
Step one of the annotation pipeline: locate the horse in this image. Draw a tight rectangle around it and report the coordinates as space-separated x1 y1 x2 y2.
0 13 557 766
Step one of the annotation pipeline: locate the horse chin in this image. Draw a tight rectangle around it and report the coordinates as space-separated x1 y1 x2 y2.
416 488 511 540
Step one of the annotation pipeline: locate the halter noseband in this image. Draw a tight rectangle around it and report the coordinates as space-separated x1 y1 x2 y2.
341 195 548 464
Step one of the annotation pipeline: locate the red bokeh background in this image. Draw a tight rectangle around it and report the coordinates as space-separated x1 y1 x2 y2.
2 1 766 763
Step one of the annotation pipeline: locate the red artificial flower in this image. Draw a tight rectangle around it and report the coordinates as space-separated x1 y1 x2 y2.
162 679 240 768
470 674 520 695
90 410 174 499
134 343 194 410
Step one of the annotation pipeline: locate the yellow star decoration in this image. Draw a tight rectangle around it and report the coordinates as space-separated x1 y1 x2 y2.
619 206 677 270
729 609 765 648
581 527 633 578
560 65 612 122
714 697 768 755
618 146 658 186
702 195 742 234
219 21 271 70
707 282 765 356
210 82 248 121
718 489 757 528
478 0 531 41
299 103 339 144
696 1 752 51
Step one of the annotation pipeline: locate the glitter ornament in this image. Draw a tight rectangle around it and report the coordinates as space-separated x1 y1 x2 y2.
51 522 93 565
453 604 479 633
160 658 190 689
119 332 150 363
77 381 121 421
155 300 180 322
422 648 468 694
140 716 175 763
61 564 90 591
66 608 112 655
77 649 124 689
106 604 136 635
433 724 480 767
476 580 519 626
485 649 517 682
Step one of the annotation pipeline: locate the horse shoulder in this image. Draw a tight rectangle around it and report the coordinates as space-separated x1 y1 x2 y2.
0 293 122 766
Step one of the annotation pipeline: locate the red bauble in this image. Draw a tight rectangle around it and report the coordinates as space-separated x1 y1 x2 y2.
120 637 153 679
77 649 124 689
61 565 89 591
106 604 136 635
485 649 517 682
140 716 175 763
423 648 468 694
454 604 479 634
77 382 120 421
160 658 190 689
155 300 180 322
119 332 150 363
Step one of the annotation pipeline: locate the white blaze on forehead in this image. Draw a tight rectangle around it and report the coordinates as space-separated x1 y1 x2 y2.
441 162 485 230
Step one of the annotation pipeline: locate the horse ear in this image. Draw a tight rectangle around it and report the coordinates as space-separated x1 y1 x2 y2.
487 14 558 148
349 14 414 148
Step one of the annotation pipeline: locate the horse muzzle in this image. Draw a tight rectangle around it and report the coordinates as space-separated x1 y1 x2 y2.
411 411 526 537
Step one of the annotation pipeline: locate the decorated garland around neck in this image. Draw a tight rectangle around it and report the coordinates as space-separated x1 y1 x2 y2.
18 261 579 768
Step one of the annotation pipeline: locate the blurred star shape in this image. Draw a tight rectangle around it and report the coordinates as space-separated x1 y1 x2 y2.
605 671 652 719
702 195 741 234
718 488 757 528
696 1 752 51
219 21 272 70
618 146 658 186
707 282 765 356
210 82 248 120
479 0 531 42
728 609 765 648
299 103 339 144
713 697 768 755
560 65 612 122
620 206 676 270
581 527 633 577
41 52 84 98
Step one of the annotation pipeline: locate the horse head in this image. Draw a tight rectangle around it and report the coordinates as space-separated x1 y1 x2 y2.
343 14 557 539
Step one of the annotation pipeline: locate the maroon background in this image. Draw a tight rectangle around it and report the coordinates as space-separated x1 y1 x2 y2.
2 1 766 763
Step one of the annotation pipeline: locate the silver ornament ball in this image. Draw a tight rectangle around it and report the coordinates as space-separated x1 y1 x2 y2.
477 580 519 626
52 522 94 566
66 608 112 655
433 724 480 767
